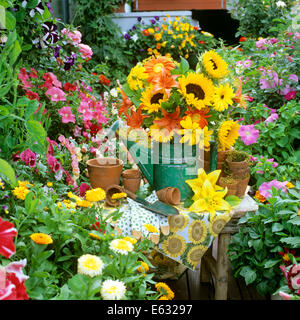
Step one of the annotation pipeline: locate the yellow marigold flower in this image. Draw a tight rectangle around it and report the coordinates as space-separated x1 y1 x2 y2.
137 261 149 273
76 199 93 208
154 33 162 41
127 64 148 91
47 182 53 187
122 236 137 244
89 233 101 240
255 190 267 203
286 182 295 188
12 186 30 200
144 224 159 233
18 180 33 188
158 295 169 300
155 282 175 300
30 233 53 245
111 192 127 200
148 28 154 34
85 188 106 202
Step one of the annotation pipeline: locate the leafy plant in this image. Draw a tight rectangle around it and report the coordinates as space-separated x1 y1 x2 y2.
228 182 300 297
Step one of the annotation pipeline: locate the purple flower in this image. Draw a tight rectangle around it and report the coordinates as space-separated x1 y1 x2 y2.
124 33 131 40
238 124 260 145
249 155 257 162
265 113 279 123
64 53 77 71
259 180 288 198
137 16 142 22
154 16 159 20
53 46 61 58
150 19 156 24
46 2 54 14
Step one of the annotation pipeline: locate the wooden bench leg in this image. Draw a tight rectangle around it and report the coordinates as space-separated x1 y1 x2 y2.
215 233 231 300
200 246 212 283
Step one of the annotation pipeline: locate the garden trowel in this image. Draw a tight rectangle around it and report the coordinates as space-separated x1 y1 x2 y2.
123 188 179 217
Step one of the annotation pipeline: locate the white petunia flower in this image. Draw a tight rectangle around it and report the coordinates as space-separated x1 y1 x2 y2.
276 1 286 8
100 279 126 300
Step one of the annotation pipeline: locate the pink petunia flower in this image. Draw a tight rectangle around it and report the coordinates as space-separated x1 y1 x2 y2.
78 43 93 60
18 68 32 89
265 113 279 123
285 90 297 101
238 124 260 145
43 72 62 89
58 106 75 123
0 217 17 259
78 101 94 121
46 87 66 102
20 148 36 168
258 180 288 198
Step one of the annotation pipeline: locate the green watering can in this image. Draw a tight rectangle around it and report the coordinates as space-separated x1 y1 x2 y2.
106 120 215 201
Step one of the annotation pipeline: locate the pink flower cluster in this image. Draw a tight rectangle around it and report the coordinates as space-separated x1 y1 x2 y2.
238 124 260 145
20 149 36 168
258 179 288 198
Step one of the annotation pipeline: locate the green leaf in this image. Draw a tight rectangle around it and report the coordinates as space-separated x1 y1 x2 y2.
264 259 281 268
289 217 300 225
272 223 283 232
5 10 15 30
0 158 17 187
225 195 241 207
240 266 257 285
280 237 300 248
26 120 47 153
10 39 21 65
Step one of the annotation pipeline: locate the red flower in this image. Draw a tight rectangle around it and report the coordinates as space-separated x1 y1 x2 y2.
91 218 106 234
198 40 205 44
79 183 90 197
25 91 39 101
279 248 297 266
239 37 247 42
64 82 77 92
0 217 17 259
98 74 111 86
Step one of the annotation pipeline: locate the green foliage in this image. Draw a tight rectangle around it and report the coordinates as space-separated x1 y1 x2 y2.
226 0 295 38
228 183 300 297
72 0 133 83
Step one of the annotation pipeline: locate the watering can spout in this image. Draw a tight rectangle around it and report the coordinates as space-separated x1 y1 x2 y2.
105 120 154 187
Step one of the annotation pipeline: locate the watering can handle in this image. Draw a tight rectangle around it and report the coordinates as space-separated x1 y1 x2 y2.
105 120 122 140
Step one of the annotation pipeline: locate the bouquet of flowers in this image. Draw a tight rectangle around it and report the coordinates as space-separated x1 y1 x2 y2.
118 51 242 152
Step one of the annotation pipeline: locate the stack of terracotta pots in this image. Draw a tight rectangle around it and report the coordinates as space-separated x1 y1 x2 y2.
121 168 141 194
156 187 181 205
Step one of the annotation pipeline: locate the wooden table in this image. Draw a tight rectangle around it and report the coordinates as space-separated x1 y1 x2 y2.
200 194 258 300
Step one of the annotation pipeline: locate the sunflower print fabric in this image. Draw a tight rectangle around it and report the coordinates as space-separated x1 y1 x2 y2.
101 191 231 270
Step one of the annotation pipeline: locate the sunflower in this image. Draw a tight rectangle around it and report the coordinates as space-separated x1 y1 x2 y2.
161 235 187 258
127 64 148 91
178 72 215 110
150 124 174 143
186 245 208 268
213 84 235 112
202 50 228 79
188 220 208 244
141 86 168 113
218 120 240 151
208 214 231 237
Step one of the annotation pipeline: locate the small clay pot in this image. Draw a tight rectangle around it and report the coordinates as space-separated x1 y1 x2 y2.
123 177 141 194
87 157 123 191
235 175 250 198
218 177 238 196
122 168 141 179
105 184 125 207
203 149 229 176
156 187 181 205
226 159 249 171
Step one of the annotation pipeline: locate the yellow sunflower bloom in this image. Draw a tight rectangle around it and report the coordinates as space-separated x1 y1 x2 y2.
178 72 215 110
218 120 240 151
150 124 174 143
202 50 228 79
141 86 168 113
213 83 235 112
188 179 231 217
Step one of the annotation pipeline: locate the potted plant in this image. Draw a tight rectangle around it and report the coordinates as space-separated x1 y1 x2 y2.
218 175 238 196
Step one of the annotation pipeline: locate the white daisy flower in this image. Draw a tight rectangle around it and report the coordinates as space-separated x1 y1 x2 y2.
109 239 134 255
77 254 104 277
100 279 126 300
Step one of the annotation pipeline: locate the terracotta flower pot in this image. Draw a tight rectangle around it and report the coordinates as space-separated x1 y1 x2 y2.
203 149 229 182
121 169 141 194
105 184 125 207
86 157 123 191
226 159 250 179
235 175 250 198
156 187 181 205
218 177 238 196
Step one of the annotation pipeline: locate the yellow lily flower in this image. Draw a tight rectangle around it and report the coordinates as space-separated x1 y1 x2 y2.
189 179 231 218
186 168 222 201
